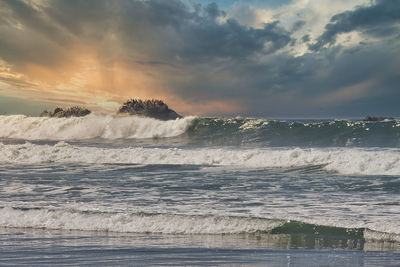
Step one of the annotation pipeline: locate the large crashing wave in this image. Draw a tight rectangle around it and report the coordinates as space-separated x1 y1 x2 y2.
1 115 400 147
0 114 195 140
1 142 400 175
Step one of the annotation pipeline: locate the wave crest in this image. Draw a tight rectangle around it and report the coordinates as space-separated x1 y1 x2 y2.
0 207 282 234
1 207 398 242
0 114 195 140
2 115 400 147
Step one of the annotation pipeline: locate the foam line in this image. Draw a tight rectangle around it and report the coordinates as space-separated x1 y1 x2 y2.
1 207 399 242
1 142 400 175
0 207 282 234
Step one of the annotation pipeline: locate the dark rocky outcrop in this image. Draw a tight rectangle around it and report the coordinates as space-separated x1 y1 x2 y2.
40 106 91 118
118 99 182 120
363 116 394 122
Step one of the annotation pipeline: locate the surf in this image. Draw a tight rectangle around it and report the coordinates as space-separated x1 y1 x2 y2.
0 114 195 140
0 207 398 243
1 142 400 175
1 115 400 147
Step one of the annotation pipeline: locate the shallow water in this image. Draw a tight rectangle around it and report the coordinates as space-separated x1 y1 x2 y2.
1 228 400 266
1 115 400 265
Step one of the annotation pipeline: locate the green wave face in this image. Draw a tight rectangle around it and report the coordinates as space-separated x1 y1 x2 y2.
186 118 400 147
270 221 365 239
267 221 400 250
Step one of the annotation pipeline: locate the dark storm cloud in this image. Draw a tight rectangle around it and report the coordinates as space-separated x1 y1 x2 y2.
239 40 400 116
310 0 400 51
177 20 291 61
119 0 292 61
0 0 399 116
301 34 310 42
175 34 400 116
0 0 67 42
0 0 291 65
291 20 306 32
0 0 73 68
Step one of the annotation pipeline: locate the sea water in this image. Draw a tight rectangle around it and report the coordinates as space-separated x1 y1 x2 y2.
0 114 400 266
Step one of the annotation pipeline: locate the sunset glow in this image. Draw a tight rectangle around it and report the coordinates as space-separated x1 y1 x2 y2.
0 0 399 116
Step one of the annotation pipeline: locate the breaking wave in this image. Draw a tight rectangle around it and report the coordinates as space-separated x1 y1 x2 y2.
0 207 398 242
1 142 400 175
1 115 400 147
0 207 281 234
0 114 195 140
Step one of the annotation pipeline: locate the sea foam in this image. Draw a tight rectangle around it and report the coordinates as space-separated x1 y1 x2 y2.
1 142 400 175
1 207 399 242
0 114 195 140
0 207 282 234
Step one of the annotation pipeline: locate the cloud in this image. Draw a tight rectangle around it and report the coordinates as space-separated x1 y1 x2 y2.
177 20 291 61
309 0 400 51
0 0 399 117
291 20 306 32
0 0 293 114
301 34 310 42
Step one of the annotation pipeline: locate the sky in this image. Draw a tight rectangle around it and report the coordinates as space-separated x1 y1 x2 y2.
0 0 399 117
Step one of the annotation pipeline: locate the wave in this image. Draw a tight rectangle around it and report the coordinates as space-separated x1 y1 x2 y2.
0 114 195 140
0 207 282 234
1 142 400 175
0 207 398 242
187 117 400 147
1 115 400 147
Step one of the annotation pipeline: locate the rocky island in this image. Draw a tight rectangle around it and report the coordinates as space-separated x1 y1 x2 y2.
39 99 182 120
118 99 182 120
40 106 91 118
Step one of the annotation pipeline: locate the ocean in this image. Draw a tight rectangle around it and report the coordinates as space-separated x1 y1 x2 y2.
1 114 400 266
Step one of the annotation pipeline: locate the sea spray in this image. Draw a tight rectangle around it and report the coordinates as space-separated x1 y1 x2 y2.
2 115 400 147
0 114 195 140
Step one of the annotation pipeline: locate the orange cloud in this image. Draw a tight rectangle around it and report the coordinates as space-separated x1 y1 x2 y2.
172 97 247 116
1 48 247 116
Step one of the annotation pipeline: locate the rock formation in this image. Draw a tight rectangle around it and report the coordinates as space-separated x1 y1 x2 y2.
118 99 182 120
40 106 91 118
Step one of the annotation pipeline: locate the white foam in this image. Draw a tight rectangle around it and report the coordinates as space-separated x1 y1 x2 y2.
364 229 400 243
0 207 282 234
0 114 195 140
1 207 399 241
1 142 400 175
